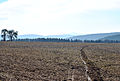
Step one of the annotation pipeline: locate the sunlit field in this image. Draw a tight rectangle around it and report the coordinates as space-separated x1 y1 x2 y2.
0 42 120 81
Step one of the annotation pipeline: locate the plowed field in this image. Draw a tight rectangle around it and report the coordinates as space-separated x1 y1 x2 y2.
0 42 120 81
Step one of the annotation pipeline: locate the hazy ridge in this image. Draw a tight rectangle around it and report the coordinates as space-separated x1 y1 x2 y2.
69 32 120 40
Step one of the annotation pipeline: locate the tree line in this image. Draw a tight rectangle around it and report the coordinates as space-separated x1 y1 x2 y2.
1 29 18 41
16 38 120 43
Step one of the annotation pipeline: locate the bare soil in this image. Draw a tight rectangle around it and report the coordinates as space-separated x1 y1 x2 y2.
0 42 120 81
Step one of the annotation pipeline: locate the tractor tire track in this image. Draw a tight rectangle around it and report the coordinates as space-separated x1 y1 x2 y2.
80 46 104 81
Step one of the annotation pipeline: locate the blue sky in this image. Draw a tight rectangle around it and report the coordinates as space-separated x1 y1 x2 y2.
0 0 120 35
0 0 7 3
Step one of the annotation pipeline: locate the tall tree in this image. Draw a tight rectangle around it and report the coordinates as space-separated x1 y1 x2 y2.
1 29 8 41
8 30 14 41
13 31 18 40
8 30 18 41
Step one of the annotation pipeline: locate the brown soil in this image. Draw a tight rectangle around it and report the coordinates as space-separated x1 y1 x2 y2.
80 46 104 81
0 42 120 81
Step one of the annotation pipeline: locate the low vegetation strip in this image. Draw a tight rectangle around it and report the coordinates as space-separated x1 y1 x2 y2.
80 46 104 81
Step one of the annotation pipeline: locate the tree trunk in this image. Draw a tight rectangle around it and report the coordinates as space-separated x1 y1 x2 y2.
10 36 13 41
3 32 6 41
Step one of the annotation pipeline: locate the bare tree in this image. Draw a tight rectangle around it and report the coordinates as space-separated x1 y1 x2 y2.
13 31 18 40
7 30 18 41
1 29 8 41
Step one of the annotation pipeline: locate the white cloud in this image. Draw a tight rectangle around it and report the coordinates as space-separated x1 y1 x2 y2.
0 0 120 35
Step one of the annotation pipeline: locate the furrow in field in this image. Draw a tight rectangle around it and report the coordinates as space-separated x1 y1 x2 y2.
80 46 104 81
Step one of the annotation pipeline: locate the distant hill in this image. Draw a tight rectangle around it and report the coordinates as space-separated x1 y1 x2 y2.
100 34 120 40
45 34 73 39
0 34 73 40
18 34 44 39
69 32 120 40
16 34 74 39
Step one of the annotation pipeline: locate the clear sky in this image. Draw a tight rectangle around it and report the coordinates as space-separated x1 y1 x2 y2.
0 0 120 35
0 0 7 3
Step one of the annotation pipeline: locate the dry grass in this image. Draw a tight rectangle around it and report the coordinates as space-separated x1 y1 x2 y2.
0 42 120 81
